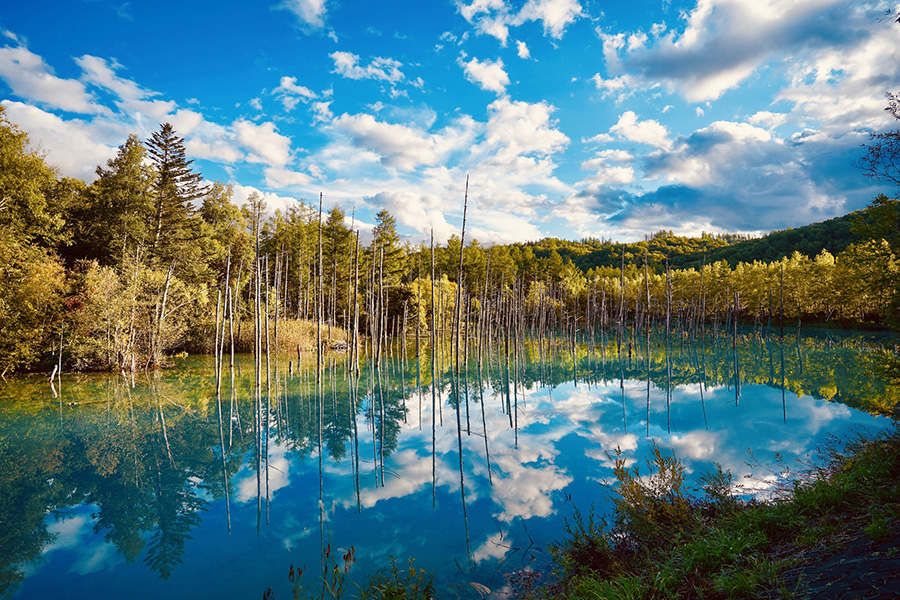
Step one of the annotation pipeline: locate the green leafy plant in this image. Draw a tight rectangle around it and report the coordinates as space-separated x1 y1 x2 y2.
609 442 698 553
359 557 435 600
547 504 616 580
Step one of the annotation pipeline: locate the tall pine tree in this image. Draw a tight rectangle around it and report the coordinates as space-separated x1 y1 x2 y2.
146 123 207 264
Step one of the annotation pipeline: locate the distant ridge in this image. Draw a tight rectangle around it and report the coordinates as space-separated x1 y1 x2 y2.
673 210 864 269
513 209 868 273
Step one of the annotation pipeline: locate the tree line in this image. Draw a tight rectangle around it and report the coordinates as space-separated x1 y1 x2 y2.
1 104 898 375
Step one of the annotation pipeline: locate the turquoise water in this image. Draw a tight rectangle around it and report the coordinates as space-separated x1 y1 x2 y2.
1 330 896 599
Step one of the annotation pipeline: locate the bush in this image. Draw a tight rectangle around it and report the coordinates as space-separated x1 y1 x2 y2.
609 442 698 553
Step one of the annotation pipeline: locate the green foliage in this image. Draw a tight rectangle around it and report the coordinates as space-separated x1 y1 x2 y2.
0 231 67 375
852 194 900 253
404 275 457 333
372 209 405 285
145 123 210 279
69 134 154 265
0 105 66 247
548 505 616 580
609 442 697 552
4 104 900 374
359 557 436 600
291 552 435 600
65 256 205 370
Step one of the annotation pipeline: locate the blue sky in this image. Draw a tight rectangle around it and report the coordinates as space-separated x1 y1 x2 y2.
1 0 898 244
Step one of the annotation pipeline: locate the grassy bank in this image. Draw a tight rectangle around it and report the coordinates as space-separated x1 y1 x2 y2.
528 426 900 600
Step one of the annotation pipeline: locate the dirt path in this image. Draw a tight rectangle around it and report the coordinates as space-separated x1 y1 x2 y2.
776 525 900 599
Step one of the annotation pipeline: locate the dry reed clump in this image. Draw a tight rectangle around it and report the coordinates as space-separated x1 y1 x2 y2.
231 318 349 354
194 318 351 355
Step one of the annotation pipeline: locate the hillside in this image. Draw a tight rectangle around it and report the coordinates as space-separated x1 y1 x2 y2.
513 209 868 273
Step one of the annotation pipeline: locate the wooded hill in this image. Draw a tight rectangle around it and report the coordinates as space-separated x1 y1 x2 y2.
513 209 864 274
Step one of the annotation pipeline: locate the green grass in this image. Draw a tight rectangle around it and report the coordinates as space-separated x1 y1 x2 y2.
534 426 900 600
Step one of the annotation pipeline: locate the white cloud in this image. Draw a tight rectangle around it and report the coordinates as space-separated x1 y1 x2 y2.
467 208 545 243
481 97 569 162
312 100 334 123
580 151 635 187
609 111 672 150
330 51 405 83
646 120 774 186
777 23 900 133
75 54 146 104
0 45 105 115
233 119 292 167
332 113 439 171
457 0 582 43
458 0 505 22
460 56 509 94
367 190 457 240
517 0 583 39
182 119 243 163
749 110 789 129
1 100 116 180
491 457 572 522
265 166 315 189
42 512 123 576
74 54 179 127
275 76 317 111
591 73 638 102
232 183 305 215
280 0 329 29
473 532 511 564
598 0 891 104
516 40 531 59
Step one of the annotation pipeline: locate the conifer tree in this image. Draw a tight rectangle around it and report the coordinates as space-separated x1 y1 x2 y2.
372 209 404 282
146 123 207 262
74 134 153 264
323 204 353 323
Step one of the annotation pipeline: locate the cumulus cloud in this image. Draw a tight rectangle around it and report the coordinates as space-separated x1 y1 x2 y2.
644 120 775 186
516 40 531 59
366 190 457 240
1 100 116 180
518 0 584 39
481 97 569 162
280 0 329 29
608 111 672 150
274 76 317 111
777 20 900 133
264 165 315 189
330 51 405 83
332 113 440 171
233 119 293 166
459 56 510 94
563 111 872 239
591 72 639 103
457 0 583 44
232 183 305 214
0 44 105 115
580 149 635 187
596 0 893 104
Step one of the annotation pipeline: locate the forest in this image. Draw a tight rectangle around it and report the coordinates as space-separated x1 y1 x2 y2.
1 103 899 377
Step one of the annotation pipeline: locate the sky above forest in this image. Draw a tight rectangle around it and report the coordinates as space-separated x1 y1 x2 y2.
1 0 899 245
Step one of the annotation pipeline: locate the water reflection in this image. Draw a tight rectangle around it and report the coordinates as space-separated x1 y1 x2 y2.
0 329 897 599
